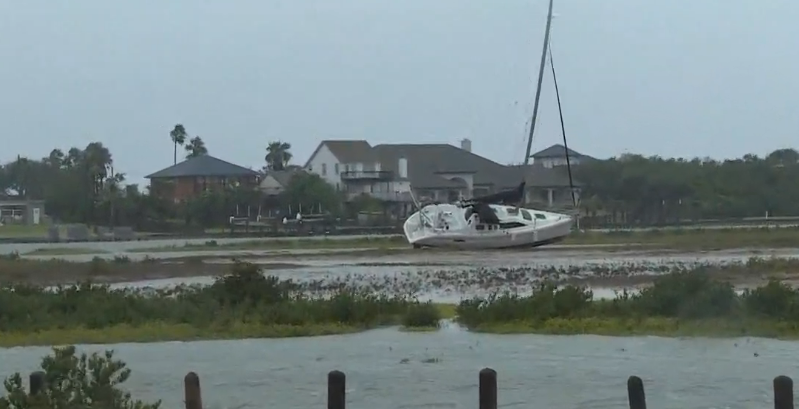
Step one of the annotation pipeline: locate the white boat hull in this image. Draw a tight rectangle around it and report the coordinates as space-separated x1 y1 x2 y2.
403 203 574 250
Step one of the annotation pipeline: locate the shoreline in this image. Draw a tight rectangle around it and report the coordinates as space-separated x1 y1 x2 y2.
3 225 799 257
2 248 798 288
3 315 798 347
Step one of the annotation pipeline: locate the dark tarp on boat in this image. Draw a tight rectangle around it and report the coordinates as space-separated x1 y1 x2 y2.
463 182 525 206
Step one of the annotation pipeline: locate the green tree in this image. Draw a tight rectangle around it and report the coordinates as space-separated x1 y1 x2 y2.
184 136 208 159
0 346 160 409
265 141 292 171
283 172 340 215
169 124 187 165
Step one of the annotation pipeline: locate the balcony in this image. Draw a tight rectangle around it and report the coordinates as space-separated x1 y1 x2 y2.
340 170 393 180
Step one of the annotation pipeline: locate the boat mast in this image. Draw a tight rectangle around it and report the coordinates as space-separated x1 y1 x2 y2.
522 0 555 166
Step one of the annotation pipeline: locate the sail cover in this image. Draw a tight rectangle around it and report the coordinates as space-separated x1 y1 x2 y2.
464 182 525 206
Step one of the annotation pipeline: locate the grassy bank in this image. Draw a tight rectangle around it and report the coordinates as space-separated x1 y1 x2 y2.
0 262 450 347
563 226 799 249
119 226 799 253
456 271 799 338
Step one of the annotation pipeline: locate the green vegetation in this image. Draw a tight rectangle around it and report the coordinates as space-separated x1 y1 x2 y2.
456 270 799 338
576 150 799 226
0 262 444 347
0 346 161 409
0 225 53 239
563 226 799 249
4 138 799 235
127 227 799 254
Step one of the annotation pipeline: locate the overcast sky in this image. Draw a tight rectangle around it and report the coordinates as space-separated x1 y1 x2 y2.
2 0 798 184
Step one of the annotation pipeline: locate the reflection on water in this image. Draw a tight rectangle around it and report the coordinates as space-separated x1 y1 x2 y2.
0 328 790 409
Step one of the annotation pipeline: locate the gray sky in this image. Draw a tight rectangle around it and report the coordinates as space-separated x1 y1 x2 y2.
2 0 798 185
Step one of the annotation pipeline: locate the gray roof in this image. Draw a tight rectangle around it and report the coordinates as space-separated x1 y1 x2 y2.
146 155 258 179
304 140 376 167
531 144 586 159
264 169 305 187
306 140 580 189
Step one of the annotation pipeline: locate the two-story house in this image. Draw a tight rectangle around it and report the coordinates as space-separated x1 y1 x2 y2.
530 144 594 168
146 155 260 202
304 139 585 209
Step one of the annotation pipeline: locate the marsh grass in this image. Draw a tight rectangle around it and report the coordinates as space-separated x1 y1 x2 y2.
123 227 799 254
0 261 446 347
565 226 799 249
456 270 799 338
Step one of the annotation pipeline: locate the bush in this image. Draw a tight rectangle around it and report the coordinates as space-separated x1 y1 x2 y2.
456 270 799 329
0 346 160 409
401 302 441 328
0 262 420 341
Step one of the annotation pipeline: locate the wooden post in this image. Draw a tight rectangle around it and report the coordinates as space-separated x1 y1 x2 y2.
478 368 498 409
627 376 646 409
184 372 203 409
328 370 346 409
28 371 45 395
774 375 794 409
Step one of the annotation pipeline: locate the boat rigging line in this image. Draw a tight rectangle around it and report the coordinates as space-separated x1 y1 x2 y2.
547 40 578 209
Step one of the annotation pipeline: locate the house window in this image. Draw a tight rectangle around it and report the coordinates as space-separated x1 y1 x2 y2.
334 163 339 174
322 164 327 176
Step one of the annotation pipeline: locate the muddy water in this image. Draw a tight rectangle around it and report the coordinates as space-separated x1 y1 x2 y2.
95 248 797 301
0 326 793 409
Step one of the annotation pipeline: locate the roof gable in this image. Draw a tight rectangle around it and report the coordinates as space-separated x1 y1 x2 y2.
146 155 258 179
531 144 585 159
303 140 375 167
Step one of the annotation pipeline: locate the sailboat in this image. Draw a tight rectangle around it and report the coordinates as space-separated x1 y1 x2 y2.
402 0 576 250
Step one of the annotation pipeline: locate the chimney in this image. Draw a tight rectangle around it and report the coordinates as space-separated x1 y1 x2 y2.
460 138 472 152
398 157 408 179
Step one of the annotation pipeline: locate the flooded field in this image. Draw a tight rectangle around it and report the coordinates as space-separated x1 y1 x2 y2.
0 327 791 409
92 247 799 303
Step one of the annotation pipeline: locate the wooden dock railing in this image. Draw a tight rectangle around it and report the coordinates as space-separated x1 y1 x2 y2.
22 368 797 409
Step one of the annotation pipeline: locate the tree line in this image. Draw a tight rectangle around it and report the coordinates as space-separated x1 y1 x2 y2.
574 148 799 225
0 124 336 230
2 123 797 229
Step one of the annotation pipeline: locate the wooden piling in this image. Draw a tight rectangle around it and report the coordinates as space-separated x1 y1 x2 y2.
627 376 646 409
774 375 794 409
28 371 45 396
478 368 498 409
328 370 346 409
184 372 203 409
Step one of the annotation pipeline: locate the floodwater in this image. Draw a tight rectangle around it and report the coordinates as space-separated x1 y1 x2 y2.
0 326 794 409
5 246 799 408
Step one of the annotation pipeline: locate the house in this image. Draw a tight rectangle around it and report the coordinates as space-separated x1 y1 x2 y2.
0 196 46 226
259 168 305 196
530 144 594 169
303 138 582 208
146 155 260 202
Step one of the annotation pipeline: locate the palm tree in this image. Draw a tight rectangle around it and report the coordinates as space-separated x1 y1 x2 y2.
170 124 188 165
264 141 292 171
185 136 208 159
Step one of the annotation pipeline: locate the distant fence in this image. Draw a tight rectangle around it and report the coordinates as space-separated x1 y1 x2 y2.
20 369 797 409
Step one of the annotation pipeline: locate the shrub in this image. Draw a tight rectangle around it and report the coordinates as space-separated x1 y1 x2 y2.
0 346 160 409
402 302 441 328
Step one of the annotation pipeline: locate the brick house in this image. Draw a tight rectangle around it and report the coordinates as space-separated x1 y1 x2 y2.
146 155 260 202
